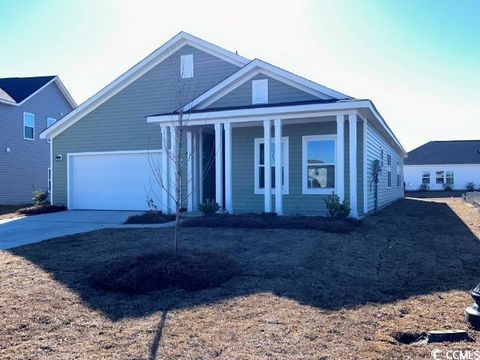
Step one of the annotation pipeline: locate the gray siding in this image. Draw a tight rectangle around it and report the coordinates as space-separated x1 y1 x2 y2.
53 45 240 206
0 83 73 204
366 123 404 212
207 73 319 109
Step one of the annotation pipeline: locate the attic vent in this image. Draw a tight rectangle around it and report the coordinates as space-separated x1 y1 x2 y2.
180 54 194 79
252 79 268 105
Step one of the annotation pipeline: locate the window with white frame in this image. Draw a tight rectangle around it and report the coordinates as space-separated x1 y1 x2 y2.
446 171 454 185
254 137 289 194
47 117 57 128
302 135 336 194
422 171 430 185
387 154 392 188
252 79 268 104
396 160 401 187
180 54 194 78
23 112 35 140
436 171 444 184
48 168 52 193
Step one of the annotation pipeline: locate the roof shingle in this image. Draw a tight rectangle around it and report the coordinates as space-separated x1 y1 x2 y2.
0 76 55 103
405 140 480 165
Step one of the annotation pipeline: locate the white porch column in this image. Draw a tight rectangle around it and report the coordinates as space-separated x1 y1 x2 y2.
349 114 358 218
214 123 224 209
161 126 169 214
199 130 204 204
224 123 233 213
274 119 283 215
193 132 199 210
187 131 193 212
336 115 345 202
169 126 178 213
263 120 272 213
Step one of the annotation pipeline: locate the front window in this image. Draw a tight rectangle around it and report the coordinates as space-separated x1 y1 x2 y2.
302 135 336 194
436 171 444 184
23 112 35 140
446 171 454 185
422 171 430 185
254 137 289 194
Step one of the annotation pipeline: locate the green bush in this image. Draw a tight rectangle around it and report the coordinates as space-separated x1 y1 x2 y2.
199 199 220 215
32 190 49 206
324 193 351 219
419 184 429 192
466 182 476 192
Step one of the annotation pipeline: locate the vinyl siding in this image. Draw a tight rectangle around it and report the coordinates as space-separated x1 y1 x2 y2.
232 118 353 215
0 82 73 204
52 45 240 206
207 73 319 109
366 123 404 212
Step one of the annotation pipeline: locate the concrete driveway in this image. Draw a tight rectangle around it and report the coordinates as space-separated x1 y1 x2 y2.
0 211 141 250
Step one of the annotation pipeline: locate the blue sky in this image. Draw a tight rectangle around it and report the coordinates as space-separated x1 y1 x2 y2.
1 0 478 150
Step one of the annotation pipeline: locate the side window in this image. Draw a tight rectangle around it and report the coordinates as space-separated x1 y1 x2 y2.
436 171 445 184
422 171 430 185
387 154 392 188
23 112 35 140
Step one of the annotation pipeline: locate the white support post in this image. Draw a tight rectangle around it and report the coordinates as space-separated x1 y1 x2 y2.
363 118 368 215
161 126 169 214
224 123 233 213
193 132 199 210
214 123 224 209
169 126 178 214
336 115 345 202
274 119 283 215
263 120 272 213
187 131 193 212
199 130 204 205
349 114 358 218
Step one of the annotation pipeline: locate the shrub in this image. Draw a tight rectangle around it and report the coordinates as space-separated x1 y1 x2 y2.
90 251 241 294
324 193 351 219
124 211 175 224
419 184 429 192
32 190 49 206
466 182 476 192
18 205 66 216
199 199 220 215
443 183 453 191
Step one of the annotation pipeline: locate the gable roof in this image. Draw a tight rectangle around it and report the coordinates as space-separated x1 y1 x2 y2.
182 59 351 112
405 140 480 165
0 76 76 108
40 32 249 139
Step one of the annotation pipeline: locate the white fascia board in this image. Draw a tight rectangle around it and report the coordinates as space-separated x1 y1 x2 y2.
40 32 250 140
54 77 77 108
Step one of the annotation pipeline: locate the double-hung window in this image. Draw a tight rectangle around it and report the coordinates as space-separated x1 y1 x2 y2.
302 135 336 194
387 154 392 188
254 137 289 194
23 112 35 140
422 171 430 185
446 171 454 185
436 171 444 184
396 160 401 187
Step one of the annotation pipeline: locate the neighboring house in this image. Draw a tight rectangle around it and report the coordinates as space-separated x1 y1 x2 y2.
0 76 76 204
40 32 406 218
404 140 480 191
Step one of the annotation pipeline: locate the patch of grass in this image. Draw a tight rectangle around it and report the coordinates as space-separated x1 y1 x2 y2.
17 205 67 216
124 211 176 224
182 213 360 233
90 251 240 294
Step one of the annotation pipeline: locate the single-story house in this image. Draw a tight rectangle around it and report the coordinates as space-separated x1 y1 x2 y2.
40 32 406 218
404 140 480 191
0 76 76 204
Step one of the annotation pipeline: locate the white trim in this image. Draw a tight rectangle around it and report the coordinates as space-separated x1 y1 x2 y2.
362 117 368 215
214 123 224 208
0 77 76 108
302 134 337 195
169 127 177 213
23 112 35 140
263 120 272 212
274 119 283 215
66 149 162 210
349 114 358 218
253 136 289 196
199 130 204 203
49 138 54 204
161 127 169 213
40 32 248 140
224 123 233 213
336 115 345 201
182 59 350 111
187 131 193 211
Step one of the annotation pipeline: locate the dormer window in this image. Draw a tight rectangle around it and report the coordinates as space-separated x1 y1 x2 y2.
252 79 268 104
180 54 194 78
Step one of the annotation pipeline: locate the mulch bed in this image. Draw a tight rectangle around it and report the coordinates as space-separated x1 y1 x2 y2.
182 213 360 233
124 211 176 224
16 205 66 216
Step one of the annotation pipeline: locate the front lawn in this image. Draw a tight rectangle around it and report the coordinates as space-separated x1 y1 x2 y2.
1 198 479 359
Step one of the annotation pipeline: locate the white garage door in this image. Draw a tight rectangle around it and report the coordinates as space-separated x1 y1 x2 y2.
69 151 163 210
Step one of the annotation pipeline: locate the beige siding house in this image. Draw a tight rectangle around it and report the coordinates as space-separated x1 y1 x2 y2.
41 32 406 218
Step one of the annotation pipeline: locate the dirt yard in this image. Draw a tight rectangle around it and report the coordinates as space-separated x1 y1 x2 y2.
0 197 479 359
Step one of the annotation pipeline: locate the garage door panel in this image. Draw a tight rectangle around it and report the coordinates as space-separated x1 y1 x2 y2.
69 152 162 210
